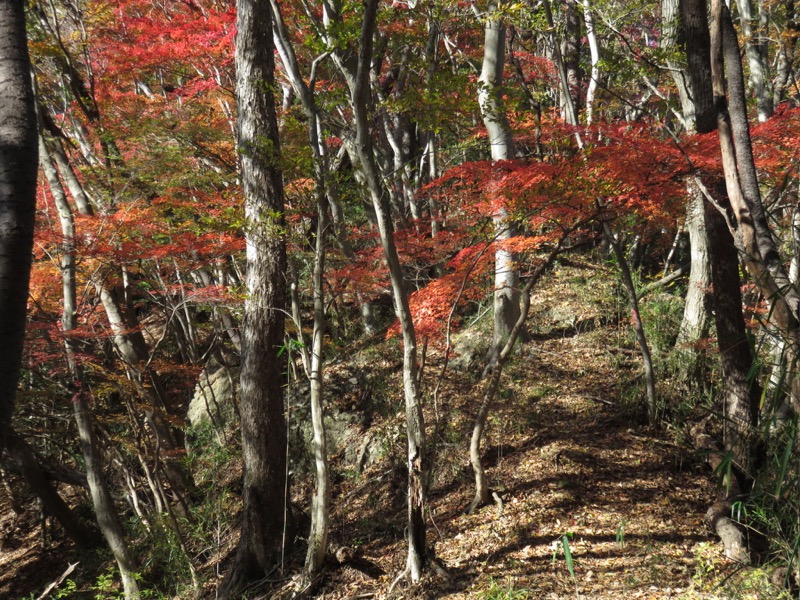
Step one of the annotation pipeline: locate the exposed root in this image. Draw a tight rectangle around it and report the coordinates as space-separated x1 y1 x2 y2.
691 419 751 564
466 489 503 515
386 566 410 597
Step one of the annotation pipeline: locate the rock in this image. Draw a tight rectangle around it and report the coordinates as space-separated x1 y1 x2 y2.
450 324 490 371
287 367 386 473
187 356 238 429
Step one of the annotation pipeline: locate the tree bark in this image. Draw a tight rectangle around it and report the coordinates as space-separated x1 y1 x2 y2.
712 0 800 341
561 0 583 118
682 0 717 134
478 11 522 371
0 0 38 448
329 0 427 581
270 2 331 578
735 0 773 121
221 0 289 594
676 185 712 377
705 200 761 475
673 0 716 377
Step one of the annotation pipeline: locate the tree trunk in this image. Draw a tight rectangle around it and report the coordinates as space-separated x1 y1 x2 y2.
469 241 567 513
772 0 797 107
478 11 521 371
329 0 427 581
673 0 716 377
582 0 600 126
304 186 329 580
221 0 290 594
74 392 142 598
542 0 583 144
662 0 695 130
676 186 712 377
270 3 331 577
604 224 658 422
712 0 800 336
40 118 142 598
6 431 93 549
705 200 761 476
682 0 717 134
735 0 773 121
0 0 38 447
561 0 583 118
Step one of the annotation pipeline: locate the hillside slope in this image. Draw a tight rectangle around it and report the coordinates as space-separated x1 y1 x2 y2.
1 261 787 599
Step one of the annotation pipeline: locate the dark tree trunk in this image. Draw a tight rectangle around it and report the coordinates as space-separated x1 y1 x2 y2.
705 200 761 476
676 0 716 374
561 0 583 115
6 431 93 549
682 0 717 134
221 0 289 594
0 0 38 447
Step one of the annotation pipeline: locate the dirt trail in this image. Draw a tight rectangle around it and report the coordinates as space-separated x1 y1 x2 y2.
429 333 714 599
324 266 720 599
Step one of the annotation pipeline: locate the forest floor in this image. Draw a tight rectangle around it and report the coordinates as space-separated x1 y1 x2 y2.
308 262 783 600
0 261 788 599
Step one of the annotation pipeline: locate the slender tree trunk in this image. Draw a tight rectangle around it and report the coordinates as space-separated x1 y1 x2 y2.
40 122 142 598
542 0 583 145
735 0 773 121
478 11 521 371
604 223 658 422
772 0 797 107
330 0 427 580
469 241 567 513
270 7 333 578
39 118 95 215
75 392 142 598
582 0 600 126
221 0 289 594
304 183 329 580
0 0 38 447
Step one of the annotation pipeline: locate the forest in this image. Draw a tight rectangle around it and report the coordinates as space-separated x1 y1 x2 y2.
0 0 799 597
